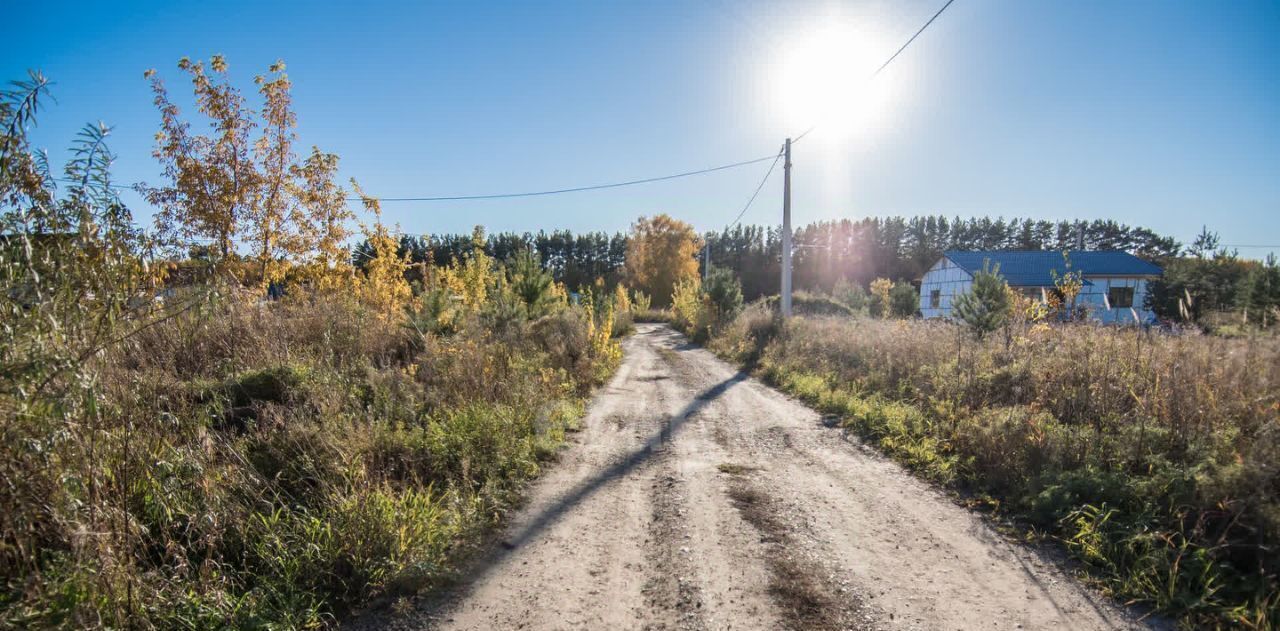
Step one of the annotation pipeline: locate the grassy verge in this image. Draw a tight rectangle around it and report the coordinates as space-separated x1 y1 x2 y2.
2 295 618 628
632 308 674 324
704 303 1279 629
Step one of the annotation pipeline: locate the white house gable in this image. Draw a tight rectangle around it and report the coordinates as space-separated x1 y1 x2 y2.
918 256 973 319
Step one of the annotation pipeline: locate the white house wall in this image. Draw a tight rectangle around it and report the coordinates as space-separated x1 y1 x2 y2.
1076 276 1155 324
919 257 973 319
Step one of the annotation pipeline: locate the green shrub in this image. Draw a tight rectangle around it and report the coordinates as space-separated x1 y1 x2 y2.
888 280 920 318
507 248 558 319
831 277 869 314
953 261 1011 337
704 268 744 322
230 364 309 405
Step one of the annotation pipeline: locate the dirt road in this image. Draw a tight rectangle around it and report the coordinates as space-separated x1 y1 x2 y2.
380 324 1153 630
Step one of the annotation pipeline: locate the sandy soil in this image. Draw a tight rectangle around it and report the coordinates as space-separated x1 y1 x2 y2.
361 324 1158 631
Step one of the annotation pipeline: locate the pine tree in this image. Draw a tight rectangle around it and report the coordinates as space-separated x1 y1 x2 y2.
508 247 557 318
953 261 1011 337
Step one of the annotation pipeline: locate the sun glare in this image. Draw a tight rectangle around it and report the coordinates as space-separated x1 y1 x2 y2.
770 22 897 141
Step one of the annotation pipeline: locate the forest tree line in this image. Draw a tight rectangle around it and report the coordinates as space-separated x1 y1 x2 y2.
365 216 1279 326
363 215 1183 300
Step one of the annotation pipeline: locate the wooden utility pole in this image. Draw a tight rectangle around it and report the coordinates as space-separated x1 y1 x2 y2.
781 138 793 317
703 240 710 281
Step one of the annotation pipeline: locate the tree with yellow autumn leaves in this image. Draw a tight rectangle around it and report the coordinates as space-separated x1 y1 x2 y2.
143 55 355 290
291 147 356 289
624 214 701 307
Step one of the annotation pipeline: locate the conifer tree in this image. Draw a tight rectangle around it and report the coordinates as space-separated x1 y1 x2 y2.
953 261 1012 337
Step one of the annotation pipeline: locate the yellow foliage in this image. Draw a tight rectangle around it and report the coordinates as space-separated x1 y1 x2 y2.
671 277 706 331
613 283 632 313
624 214 701 307
437 226 496 312
549 281 570 307
351 179 410 321
145 56 251 264
145 55 355 294
1008 286 1050 324
247 60 303 288
583 287 622 369
292 147 356 292
1047 254 1085 321
870 278 893 319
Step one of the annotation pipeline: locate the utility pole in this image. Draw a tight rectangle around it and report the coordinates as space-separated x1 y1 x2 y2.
703 240 710 281
781 138 793 317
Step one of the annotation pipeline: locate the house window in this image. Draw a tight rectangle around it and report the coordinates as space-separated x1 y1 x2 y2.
1108 286 1134 309
930 289 941 309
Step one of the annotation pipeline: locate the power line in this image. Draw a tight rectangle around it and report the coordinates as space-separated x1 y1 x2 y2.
370 153 781 202
793 0 957 144
704 145 785 277
55 152 778 202
727 146 784 231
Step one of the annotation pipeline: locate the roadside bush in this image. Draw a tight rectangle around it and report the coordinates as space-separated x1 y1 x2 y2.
671 277 712 342
703 267 744 322
530 309 591 375
669 270 751 344
888 280 919 318
709 300 781 366
832 277 869 315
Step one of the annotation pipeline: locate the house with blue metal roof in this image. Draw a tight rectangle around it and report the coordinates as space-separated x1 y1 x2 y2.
919 250 1163 324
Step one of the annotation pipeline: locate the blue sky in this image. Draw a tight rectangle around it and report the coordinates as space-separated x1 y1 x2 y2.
6 0 1279 257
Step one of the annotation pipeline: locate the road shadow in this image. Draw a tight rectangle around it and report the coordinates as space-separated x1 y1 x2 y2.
391 366 749 624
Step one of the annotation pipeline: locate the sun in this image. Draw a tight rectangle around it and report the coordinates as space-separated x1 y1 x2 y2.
769 22 896 140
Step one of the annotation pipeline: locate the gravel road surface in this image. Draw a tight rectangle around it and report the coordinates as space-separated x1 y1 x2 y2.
368 324 1154 631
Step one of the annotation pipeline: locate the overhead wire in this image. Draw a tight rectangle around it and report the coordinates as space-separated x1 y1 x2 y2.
726 146 784 232
53 153 783 203
793 0 956 144
369 153 781 202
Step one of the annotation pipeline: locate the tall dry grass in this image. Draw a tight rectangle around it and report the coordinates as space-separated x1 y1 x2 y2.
711 304 1280 628
1 293 613 628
